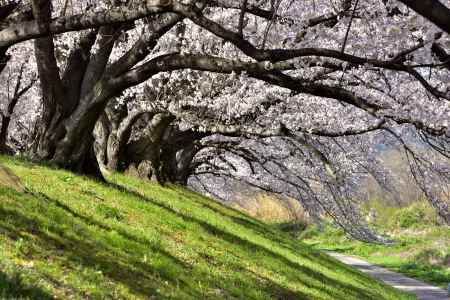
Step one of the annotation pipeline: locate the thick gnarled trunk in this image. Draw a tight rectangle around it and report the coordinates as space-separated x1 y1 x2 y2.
95 110 203 185
33 81 113 178
33 101 106 177
28 4 181 179
121 113 175 182
30 1 119 178
123 115 204 185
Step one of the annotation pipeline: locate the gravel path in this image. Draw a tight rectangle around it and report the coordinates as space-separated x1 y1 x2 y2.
327 252 449 300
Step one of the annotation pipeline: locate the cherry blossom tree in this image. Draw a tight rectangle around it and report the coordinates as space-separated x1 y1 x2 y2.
0 0 449 241
0 2 37 153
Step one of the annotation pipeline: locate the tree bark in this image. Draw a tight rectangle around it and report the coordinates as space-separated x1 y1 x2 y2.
29 10 180 179
0 46 9 75
158 127 205 185
123 113 174 181
0 114 14 154
30 0 120 178
119 114 206 185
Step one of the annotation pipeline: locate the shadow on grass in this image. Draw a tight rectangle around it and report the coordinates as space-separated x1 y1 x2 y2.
177 188 294 239
0 270 54 300
108 183 398 300
175 187 295 249
0 183 405 300
158 185 370 281
320 245 357 253
0 198 200 299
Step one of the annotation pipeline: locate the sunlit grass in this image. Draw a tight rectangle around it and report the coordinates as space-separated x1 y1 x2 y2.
0 156 415 299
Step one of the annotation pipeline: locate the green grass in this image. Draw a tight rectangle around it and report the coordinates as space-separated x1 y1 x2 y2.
303 201 450 289
0 156 415 299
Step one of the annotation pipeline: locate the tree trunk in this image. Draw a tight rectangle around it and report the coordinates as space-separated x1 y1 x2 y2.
27 6 180 179
123 113 174 182
121 115 205 185
159 142 198 185
159 129 202 185
48 91 111 178
35 117 104 178
30 0 115 179
0 47 10 75
0 115 14 154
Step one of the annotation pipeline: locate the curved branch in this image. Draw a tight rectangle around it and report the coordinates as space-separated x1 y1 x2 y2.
112 53 385 113
0 1 172 48
397 0 450 34
174 3 448 99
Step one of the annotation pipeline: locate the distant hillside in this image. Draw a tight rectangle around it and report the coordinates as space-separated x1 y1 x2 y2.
0 157 414 299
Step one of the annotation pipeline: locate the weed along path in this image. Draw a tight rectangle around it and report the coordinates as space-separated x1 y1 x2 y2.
327 252 449 300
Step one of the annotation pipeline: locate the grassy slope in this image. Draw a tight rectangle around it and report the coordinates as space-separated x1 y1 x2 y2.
0 157 415 300
303 202 450 289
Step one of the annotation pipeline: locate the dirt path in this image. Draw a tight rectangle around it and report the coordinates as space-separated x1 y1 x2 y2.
326 252 449 300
